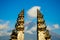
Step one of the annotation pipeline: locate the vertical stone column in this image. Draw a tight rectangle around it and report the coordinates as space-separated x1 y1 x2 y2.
16 10 24 40
37 9 51 40
10 10 24 40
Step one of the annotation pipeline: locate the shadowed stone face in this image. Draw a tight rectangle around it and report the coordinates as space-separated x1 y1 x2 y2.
17 10 24 40
10 10 24 40
10 9 50 40
37 9 51 40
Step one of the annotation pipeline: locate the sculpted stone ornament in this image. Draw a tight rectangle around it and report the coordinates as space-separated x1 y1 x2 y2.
37 9 51 40
10 10 24 40
10 9 51 40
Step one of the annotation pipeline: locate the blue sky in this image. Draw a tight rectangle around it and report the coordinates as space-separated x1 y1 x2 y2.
0 0 60 40
0 0 60 24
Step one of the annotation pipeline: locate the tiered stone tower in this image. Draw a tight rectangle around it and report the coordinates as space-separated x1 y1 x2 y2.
10 10 24 40
37 9 51 40
10 9 51 40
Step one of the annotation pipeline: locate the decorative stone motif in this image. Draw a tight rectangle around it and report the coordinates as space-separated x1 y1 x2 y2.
10 9 51 40
37 9 51 40
10 10 24 40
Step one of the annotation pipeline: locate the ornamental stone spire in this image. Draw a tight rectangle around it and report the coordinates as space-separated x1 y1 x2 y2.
10 9 24 40
10 9 51 40
37 9 51 40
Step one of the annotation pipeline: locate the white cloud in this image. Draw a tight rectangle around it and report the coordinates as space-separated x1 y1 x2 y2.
25 30 33 34
47 24 60 31
0 21 10 30
25 26 33 34
25 21 60 34
53 24 59 29
47 26 52 31
25 6 40 34
25 25 37 34
25 26 32 34
27 6 41 18
0 20 12 36
0 31 11 36
30 25 37 32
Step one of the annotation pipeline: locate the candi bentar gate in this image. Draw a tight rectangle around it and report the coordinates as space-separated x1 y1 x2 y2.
10 9 51 40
